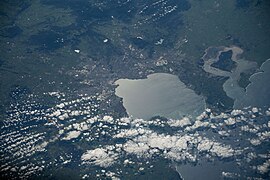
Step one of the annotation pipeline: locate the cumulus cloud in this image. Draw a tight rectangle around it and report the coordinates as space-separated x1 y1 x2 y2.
250 138 261 146
210 143 234 158
4 92 270 180
123 141 150 157
257 159 270 174
63 131 81 140
197 139 213 152
224 117 236 126
81 147 118 167
186 120 209 131
167 117 191 127
114 129 144 138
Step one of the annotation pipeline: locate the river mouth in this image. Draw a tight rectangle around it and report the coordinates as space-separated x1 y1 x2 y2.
115 73 206 120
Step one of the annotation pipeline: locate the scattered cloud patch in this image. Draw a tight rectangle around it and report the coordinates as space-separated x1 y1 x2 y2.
63 130 81 140
81 147 118 167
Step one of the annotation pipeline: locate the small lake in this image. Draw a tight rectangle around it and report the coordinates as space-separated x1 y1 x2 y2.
115 73 206 120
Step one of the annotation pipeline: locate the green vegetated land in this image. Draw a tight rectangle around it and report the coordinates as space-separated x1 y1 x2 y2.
172 0 270 110
1 0 269 115
177 0 270 64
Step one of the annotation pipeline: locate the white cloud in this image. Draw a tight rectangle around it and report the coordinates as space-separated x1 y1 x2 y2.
4 90 270 179
102 116 114 123
252 107 259 113
266 110 270 116
167 117 191 127
197 139 213 152
224 117 236 126
187 120 209 130
231 109 244 116
196 111 209 121
50 110 61 117
113 129 140 138
74 49 80 53
123 141 150 157
210 143 234 158
58 113 69 120
250 138 261 146
257 159 270 174
81 147 118 167
147 133 176 149
63 131 81 140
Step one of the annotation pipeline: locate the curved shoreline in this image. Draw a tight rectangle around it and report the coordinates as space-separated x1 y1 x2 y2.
202 46 257 108
115 73 206 120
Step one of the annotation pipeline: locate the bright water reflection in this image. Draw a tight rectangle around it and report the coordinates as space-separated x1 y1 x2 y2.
115 73 206 120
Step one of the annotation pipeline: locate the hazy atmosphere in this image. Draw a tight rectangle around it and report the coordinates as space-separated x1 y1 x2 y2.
0 0 270 179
